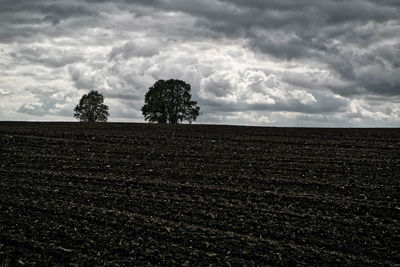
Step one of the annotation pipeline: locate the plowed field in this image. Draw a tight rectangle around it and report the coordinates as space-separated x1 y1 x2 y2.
1 122 399 266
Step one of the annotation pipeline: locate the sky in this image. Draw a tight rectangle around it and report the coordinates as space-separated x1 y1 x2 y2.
0 0 399 127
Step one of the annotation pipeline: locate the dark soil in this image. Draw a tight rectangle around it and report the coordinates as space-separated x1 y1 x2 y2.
0 122 399 266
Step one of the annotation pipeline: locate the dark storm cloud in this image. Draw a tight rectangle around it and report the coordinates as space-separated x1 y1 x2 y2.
121 0 399 36
0 0 100 43
1 0 399 125
118 0 400 97
0 1 96 22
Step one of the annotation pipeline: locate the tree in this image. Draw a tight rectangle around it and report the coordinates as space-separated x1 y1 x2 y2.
74 90 109 122
141 79 200 124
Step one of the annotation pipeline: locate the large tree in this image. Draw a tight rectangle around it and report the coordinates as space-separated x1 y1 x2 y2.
141 79 200 124
74 90 109 122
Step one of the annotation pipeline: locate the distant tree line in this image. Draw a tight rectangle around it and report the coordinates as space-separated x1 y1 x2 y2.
74 79 200 123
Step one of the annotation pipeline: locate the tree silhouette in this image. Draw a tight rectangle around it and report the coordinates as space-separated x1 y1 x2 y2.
74 90 109 122
141 79 200 124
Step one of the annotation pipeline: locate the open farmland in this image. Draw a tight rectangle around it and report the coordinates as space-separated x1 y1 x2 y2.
0 122 399 266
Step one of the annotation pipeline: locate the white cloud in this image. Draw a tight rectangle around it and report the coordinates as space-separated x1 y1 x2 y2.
109 39 161 60
200 72 240 100
0 89 11 96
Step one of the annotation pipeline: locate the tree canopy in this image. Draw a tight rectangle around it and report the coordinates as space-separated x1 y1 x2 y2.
141 79 200 124
74 90 109 122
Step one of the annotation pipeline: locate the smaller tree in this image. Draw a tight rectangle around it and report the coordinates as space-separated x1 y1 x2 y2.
74 90 109 122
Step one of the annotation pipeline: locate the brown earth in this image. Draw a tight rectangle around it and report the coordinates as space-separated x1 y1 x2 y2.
0 122 399 266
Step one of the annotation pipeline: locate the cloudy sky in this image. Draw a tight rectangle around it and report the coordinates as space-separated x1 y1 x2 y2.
0 0 399 126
